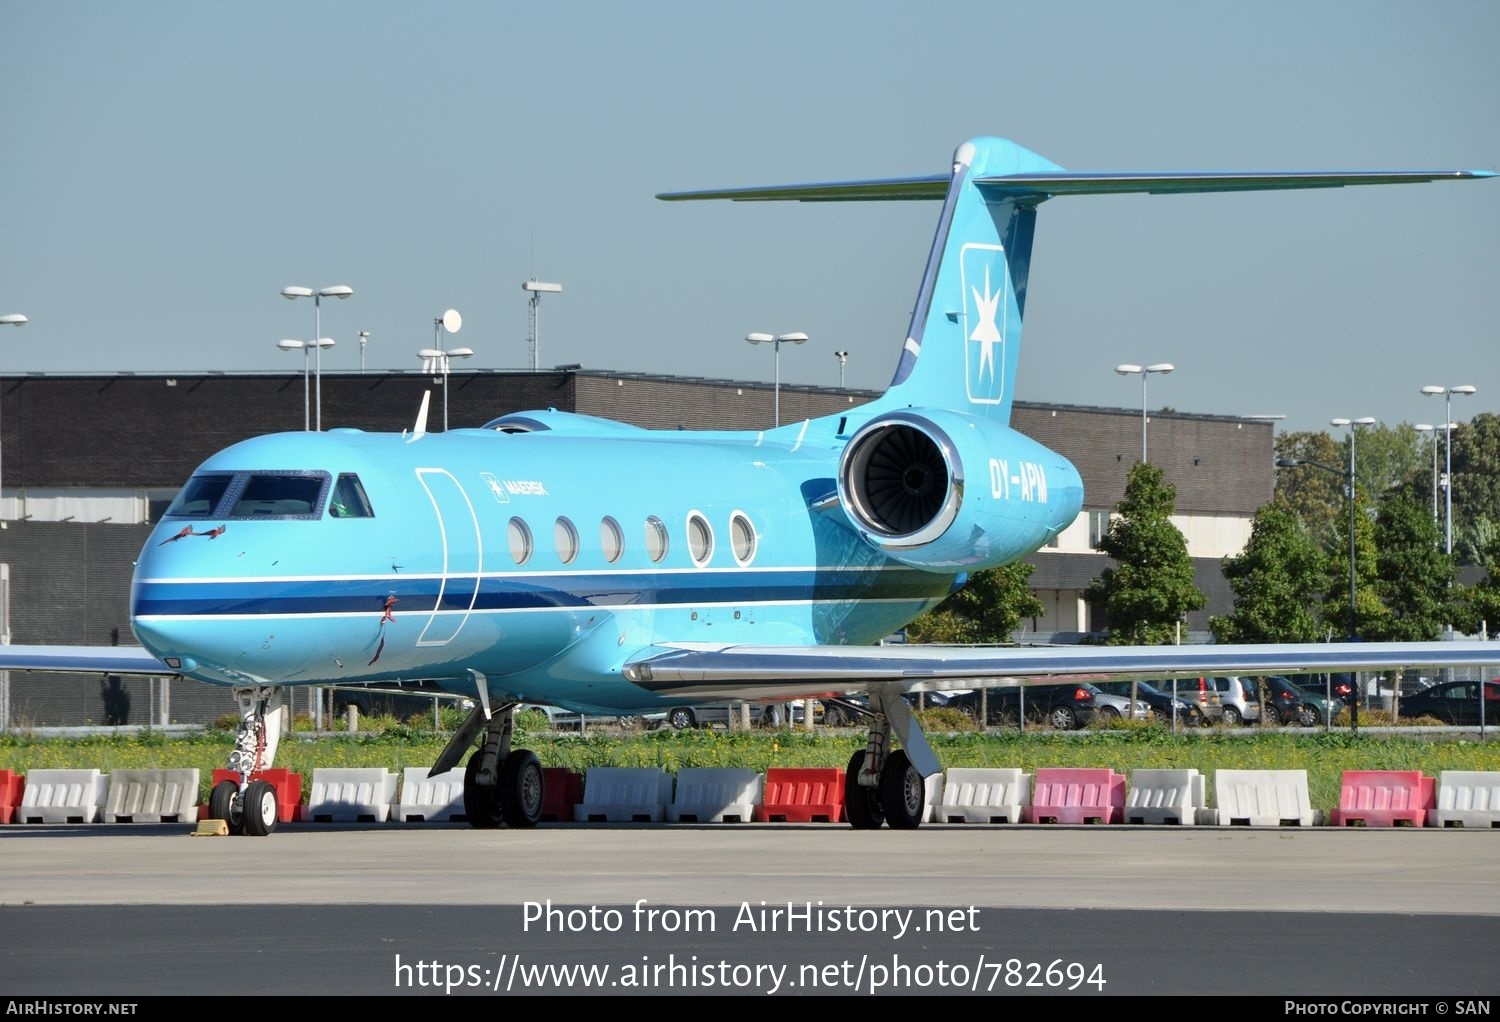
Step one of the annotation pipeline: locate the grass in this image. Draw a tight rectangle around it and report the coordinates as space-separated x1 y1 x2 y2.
2 713 1497 813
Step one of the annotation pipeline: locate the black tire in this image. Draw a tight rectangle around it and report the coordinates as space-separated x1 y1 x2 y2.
668 707 696 730
208 779 241 833
1222 706 1242 726
499 750 545 829
1099 706 1122 722
240 779 279 837
879 749 925 830
843 749 884 830
1263 704 1282 726
463 750 503 829
1049 705 1078 731
1299 706 1321 727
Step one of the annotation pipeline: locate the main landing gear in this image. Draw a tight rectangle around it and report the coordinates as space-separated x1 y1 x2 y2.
206 686 285 837
839 688 939 831
428 684 545 829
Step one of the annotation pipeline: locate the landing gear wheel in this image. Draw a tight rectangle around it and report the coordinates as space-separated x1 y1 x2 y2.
879 749 925 830
843 749 885 830
240 779 279 836
209 779 242 834
499 750 545 828
464 749 503 829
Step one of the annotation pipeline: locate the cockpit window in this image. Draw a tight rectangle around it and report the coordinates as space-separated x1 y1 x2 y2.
228 473 329 518
328 474 374 518
163 474 234 518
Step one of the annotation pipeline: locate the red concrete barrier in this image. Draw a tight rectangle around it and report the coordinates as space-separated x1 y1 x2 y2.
0 769 24 825
1026 767 1125 825
754 768 844 823
540 768 583 822
1330 770 1434 827
211 768 303 823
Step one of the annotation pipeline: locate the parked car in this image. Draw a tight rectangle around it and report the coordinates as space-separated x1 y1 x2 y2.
1254 675 1332 726
1092 680 1206 727
946 683 1099 730
1149 677 1224 723
1396 680 1500 726
645 700 823 730
331 684 474 722
1089 688 1152 722
1207 675 1261 725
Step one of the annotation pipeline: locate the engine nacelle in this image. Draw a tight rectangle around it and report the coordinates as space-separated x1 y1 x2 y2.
836 410 1083 570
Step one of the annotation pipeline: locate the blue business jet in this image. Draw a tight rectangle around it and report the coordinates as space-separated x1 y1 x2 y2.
3 137 1494 834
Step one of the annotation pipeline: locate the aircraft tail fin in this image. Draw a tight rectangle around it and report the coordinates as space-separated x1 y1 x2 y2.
660 138 1490 424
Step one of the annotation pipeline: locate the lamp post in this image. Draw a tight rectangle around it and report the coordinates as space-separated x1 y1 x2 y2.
834 350 849 388
282 285 353 431
522 280 562 371
418 309 472 431
1114 363 1174 463
276 338 334 431
1413 424 1450 528
358 331 369 374
746 332 808 427
0 313 26 521
1420 385 1477 556
1277 415 1375 731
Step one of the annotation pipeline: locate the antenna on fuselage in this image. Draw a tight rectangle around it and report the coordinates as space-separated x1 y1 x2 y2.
407 389 432 442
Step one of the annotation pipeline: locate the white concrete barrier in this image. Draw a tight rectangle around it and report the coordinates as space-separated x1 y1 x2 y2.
397 767 466 823
1214 769 1321 827
935 768 1031 824
1428 770 1500 829
667 768 762 823
574 768 674 823
1125 768 1205 826
305 768 398 823
19 769 109 824
103 769 201 824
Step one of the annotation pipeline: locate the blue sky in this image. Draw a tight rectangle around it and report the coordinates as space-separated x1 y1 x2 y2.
2 1 1495 435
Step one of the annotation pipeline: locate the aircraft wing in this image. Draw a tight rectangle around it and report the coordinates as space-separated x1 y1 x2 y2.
623 640 1500 703
0 645 177 676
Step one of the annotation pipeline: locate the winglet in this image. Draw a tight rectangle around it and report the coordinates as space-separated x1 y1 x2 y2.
407 391 431 443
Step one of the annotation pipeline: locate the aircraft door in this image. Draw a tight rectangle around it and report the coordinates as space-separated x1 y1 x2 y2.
415 469 483 645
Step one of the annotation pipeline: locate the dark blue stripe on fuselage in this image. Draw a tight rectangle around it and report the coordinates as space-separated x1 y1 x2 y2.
133 569 948 616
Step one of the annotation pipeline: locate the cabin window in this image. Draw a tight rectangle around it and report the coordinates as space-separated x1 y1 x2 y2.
555 516 579 565
508 517 533 565
686 511 714 567
163 474 234 518
328 474 374 518
729 511 757 565
600 517 624 564
645 516 669 563
228 472 329 519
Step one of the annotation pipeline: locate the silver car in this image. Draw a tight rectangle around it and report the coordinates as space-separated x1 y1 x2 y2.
1089 688 1152 723
1208 675 1262 725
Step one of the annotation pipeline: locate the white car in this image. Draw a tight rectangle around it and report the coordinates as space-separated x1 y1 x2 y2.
1089 689 1152 722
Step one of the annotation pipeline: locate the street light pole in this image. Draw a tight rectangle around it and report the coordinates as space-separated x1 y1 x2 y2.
282 285 353 431
0 313 27 521
1421 385 1477 556
277 338 333 430
834 350 849 388
747 332 809 427
1114 363 1174 463
418 310 472 431
358 331 369 374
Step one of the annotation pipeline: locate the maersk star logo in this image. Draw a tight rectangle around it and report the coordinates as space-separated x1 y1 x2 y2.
962 243 1007 405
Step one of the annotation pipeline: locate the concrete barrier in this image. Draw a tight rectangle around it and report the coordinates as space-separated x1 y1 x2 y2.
1125 769 1206 826
19 769 108 824
1428 770 1500 829
1214 769 1321 827
1330 770 1433 828
935 768 1031 824
667 768 762 823
396 767 466 822
574 768 674 823
103 769 201 824
1026 768 1124 825
754 768 844 823
305 768 398 823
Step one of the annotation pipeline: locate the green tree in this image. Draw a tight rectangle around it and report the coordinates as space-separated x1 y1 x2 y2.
1085 462 1205 645
1274 430 1344 542
1351 423 1424 501
1366 491 1455 641
1210 504 1330 644
1454 531 1500 638
906 562 1044 643
1450 412 1500 561
1321 490 1387 641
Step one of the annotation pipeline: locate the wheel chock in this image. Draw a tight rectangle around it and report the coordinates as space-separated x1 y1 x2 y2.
191 819 230 837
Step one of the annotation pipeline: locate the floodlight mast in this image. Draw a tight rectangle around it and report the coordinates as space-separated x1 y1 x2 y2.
523 280 563 371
